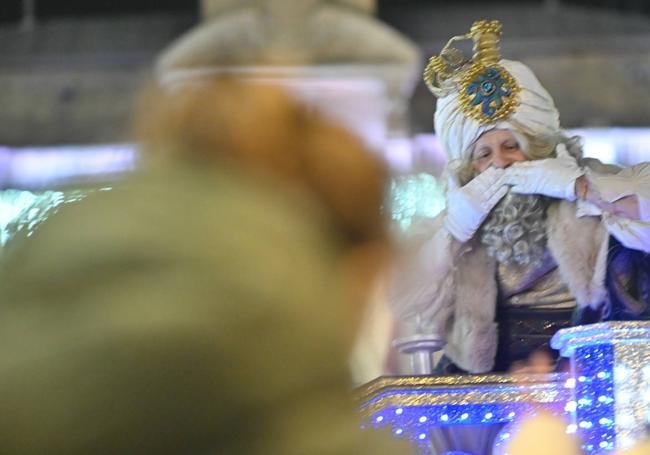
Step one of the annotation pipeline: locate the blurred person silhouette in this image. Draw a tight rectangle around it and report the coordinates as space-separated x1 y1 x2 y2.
391 20 650 378
496 412 650 455
618 437 650 455
0 79 406 454
494 412 581 455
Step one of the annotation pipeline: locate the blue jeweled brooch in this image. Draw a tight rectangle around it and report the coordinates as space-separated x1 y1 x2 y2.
459 64 519 124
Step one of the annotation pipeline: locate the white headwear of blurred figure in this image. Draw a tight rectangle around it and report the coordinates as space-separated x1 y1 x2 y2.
424 20 569 185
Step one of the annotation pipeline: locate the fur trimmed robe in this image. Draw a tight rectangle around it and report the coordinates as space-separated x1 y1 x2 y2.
391 199 610 373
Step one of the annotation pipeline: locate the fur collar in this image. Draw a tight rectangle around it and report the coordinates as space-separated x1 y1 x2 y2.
546 200 610 309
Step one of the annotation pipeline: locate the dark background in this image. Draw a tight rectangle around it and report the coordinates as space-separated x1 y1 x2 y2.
2 0 650 24
0 1 198 23
2 0 650 145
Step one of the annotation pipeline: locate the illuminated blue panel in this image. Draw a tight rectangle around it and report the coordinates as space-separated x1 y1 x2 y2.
572 344 616 453
551 322 650 453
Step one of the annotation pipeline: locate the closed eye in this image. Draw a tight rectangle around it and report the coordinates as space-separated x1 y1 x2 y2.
473 148 492 160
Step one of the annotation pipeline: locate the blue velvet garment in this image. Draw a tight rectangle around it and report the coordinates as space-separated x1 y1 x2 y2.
435 236 650 376
574 236 650 325
601 236 650 321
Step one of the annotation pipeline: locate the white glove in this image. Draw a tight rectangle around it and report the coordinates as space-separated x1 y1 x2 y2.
584 168 637 204
581 167 650 221
444 167 509 242
503 144 584 201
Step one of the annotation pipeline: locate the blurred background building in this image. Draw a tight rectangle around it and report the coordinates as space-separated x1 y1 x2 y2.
3 0 650 241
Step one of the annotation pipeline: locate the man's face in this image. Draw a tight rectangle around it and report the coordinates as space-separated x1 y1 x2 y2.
471 129 527 174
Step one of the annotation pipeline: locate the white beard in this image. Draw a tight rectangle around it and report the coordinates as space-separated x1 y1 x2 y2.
479 192 550 268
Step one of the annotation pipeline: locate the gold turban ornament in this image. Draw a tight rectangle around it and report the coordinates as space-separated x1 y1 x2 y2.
424 20 520 125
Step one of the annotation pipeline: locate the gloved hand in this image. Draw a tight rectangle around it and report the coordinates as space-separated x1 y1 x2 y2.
584 168 637 203
503 144 584 201
582 167 647 221
444 167 509 242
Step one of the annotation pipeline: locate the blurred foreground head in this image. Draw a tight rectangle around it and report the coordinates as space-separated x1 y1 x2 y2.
499 412 650 455
134 79 389 256
496 413 581 455
0 80 399 454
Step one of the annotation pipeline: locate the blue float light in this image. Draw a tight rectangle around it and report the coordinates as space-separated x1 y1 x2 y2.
571 344 616 453
578 398 593 406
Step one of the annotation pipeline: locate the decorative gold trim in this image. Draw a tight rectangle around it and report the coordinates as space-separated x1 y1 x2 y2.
360 387 569 418
471 19 502 37
423 55 448 94
422 19 520 124
471 20 502 64
356 373 569 402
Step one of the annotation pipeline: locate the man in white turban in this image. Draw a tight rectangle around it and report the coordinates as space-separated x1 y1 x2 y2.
391 20 650 376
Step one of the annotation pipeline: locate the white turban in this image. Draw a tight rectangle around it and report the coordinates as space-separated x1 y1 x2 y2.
434 59 560 172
